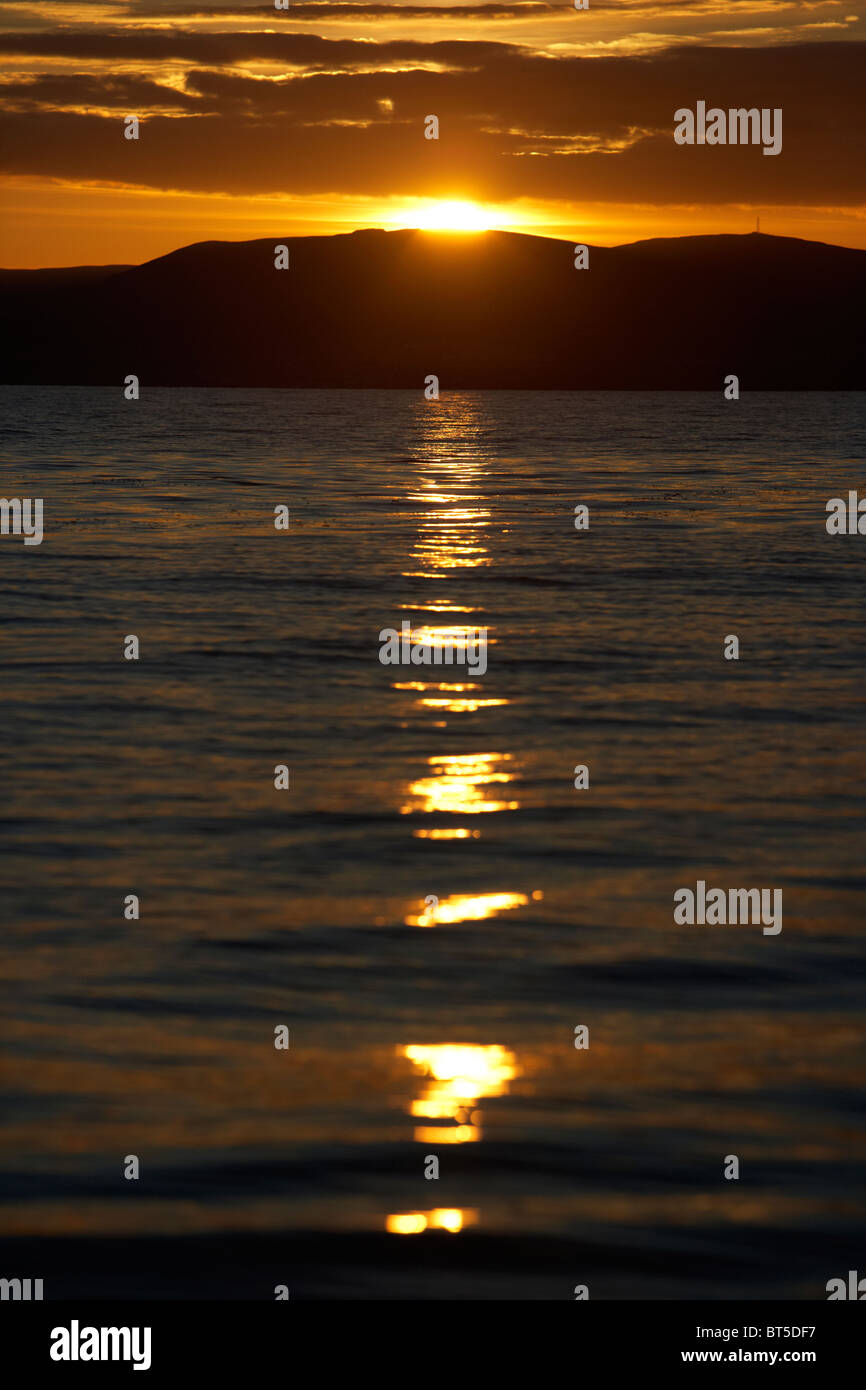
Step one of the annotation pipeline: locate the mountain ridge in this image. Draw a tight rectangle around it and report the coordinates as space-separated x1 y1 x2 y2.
3 228 863 388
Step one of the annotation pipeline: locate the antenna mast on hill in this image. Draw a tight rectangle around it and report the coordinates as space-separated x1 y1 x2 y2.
756 215 760 233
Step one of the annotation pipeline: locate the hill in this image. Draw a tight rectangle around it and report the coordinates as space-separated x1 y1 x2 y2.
2 229 863 388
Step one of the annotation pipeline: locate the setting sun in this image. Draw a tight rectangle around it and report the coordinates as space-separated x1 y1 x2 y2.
401 200 499 233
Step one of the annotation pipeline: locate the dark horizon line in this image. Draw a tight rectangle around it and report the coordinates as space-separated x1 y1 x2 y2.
1 225 860 276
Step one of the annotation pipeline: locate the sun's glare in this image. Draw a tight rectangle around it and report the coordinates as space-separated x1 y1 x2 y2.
404 200 497 233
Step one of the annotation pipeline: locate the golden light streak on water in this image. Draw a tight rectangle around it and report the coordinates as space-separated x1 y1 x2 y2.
407 891 532 927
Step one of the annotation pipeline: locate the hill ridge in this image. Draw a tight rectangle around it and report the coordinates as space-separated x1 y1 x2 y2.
2 229 863 388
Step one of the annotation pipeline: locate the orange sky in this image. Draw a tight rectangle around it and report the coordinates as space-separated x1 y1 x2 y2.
1 0 864 265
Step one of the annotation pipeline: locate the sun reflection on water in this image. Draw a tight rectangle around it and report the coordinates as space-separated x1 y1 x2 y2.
412 827 480 840
384 402 525 1228
402 751 519 817
406 891 534 927
386 1208 479 1234
399 1043 521 1145
418 696 507 711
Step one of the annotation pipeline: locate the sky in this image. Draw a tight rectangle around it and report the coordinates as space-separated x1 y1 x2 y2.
0 0 864 265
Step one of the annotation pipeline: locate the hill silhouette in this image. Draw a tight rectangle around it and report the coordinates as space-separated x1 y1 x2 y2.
2 229 864 388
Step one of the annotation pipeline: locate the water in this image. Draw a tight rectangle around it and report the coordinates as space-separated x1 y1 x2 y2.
2 388 865 1299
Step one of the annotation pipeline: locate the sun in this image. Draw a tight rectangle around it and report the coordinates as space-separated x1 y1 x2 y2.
380 196 523 234
407 200 496 233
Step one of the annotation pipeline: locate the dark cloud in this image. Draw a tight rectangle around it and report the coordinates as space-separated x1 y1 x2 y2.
122 2 557 16
0 0 848 33
0 74 201 112
0 28 512 68
0 90 862 210
115 0 825 16
1 34 862 209
179 41 864 139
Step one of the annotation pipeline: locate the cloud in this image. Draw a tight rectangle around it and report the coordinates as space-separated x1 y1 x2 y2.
0 28 512 68
1 31 862 210
0 74 201 112
114 0 852 17
122 2 558 16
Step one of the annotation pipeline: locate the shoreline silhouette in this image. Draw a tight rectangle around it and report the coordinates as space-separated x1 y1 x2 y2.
3 229 864 390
